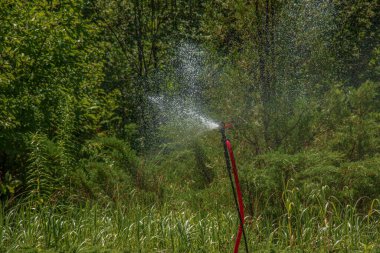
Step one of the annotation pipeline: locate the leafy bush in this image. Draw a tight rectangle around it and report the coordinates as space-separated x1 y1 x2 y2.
72 136 140 202
239 81 380 216
242 150 380 217
317 81 380 160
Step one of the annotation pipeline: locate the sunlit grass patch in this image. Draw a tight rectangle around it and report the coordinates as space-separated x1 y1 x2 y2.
1 194 379 252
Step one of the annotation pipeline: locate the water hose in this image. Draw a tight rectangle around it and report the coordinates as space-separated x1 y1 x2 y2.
220 123 249 253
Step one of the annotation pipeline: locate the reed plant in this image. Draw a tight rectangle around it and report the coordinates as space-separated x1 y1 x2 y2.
1 187 379 252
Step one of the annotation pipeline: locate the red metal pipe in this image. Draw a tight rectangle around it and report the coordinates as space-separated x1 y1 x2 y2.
226 140 245 253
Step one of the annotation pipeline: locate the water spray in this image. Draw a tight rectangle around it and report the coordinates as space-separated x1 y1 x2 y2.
220 122 249 253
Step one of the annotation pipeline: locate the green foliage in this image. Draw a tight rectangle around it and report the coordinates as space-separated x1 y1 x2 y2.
318 81 380 160
23 132 141 204
0 0 379 251
242 149 380 217
25 134 63 204
0 0 109 197
0 172 21 203
72 136 140 202
191 141 215 188
332 0 380 86
1 197 379 252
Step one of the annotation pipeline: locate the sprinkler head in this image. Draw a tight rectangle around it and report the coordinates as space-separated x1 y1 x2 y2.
220 122 233 130
224 122 234 129
220 122 233 140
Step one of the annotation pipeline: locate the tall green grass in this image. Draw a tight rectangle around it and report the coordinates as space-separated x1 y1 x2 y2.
1 189 379 252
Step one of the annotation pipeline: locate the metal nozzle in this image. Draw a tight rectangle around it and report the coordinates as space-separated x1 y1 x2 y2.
220 122 233 130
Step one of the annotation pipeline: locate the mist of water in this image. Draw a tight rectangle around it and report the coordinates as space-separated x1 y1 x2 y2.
149 42 219 135
148 0 335 137
149 95 219 131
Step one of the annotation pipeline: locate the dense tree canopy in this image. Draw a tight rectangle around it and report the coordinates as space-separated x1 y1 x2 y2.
0 0 379 211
